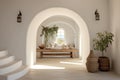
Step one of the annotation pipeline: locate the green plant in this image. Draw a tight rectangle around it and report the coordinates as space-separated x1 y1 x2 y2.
40 25 58 46
93 31 114 56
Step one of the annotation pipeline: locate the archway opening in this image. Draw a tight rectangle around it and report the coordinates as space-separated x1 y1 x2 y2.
26 7 90 67
36 15 80 58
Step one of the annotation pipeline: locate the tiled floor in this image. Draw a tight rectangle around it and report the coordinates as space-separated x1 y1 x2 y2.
19 58 120 80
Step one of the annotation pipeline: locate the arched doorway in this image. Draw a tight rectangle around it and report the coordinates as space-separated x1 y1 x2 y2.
26 7 90 67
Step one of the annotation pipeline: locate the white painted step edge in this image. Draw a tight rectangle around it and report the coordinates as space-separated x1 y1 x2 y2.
7 66 29 80
0 66 29 80
0 56 15 66
0 60 22 75
0 50 8 58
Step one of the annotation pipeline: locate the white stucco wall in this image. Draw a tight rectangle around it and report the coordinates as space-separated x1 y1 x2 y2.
0 0 109 64
109 0 120 74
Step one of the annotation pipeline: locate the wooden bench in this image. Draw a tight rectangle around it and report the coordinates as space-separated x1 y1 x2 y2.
36 48 78 58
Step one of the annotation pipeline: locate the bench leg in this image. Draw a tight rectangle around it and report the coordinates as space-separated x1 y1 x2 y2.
40 52 43 58
70 52 73 58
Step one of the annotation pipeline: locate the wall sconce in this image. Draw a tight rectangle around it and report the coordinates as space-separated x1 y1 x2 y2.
95 9 100 21
17 11 22 23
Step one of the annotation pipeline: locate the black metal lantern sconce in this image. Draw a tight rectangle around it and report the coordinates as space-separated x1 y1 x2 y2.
95 9 100 21
17 11 22 23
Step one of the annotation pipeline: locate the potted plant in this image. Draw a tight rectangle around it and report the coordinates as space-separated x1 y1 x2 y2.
93 31 114 71
40 25 58 48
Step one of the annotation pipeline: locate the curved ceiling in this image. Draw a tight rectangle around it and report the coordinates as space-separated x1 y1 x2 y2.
41 15 79 32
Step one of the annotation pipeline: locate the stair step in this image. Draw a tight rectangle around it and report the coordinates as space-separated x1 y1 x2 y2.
0 60 22 75
6 66 29 80
0 66 29 80
0 50 29 80
0 56 8 59
0 50 8 58
0 56 15 66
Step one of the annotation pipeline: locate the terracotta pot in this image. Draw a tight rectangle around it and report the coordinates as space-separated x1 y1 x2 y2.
39 44 45 49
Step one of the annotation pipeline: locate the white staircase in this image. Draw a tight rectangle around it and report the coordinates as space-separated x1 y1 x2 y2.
0 50 29 80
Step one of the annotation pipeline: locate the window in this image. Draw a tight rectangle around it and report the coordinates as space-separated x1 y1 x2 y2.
55 28 65 45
